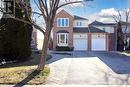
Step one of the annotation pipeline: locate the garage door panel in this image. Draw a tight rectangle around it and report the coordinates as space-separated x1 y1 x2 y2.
74 38 87 51
92 39 106 51
91 34 106 51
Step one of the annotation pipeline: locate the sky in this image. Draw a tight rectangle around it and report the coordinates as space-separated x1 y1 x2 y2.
0 0 129 42
64 0 130 23
30 0 130 38
31 0 130 24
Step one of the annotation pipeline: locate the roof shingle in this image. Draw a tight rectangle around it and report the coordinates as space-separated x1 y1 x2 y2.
74 16 88 20
73 27 106 33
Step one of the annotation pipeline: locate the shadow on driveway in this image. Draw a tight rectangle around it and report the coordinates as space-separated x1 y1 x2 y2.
48 51 130 74
94 51 130 74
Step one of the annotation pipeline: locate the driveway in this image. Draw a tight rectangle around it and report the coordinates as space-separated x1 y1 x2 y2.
46 51 130 85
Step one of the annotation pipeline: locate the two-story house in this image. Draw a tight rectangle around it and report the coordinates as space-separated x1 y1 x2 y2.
53 10 109 51
90 21 130 50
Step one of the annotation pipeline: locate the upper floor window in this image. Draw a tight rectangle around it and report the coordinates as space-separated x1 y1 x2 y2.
102 28 105 31
76 21 82 27
57 18 69 27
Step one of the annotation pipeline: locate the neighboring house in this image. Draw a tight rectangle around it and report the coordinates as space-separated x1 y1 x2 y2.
90 21 130 50
53 10 109 51
31 27 37 50
89 21 116 51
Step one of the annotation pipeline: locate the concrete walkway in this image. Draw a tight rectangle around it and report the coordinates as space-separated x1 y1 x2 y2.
1 85 130 87
46 51 130 85
1 51 130 87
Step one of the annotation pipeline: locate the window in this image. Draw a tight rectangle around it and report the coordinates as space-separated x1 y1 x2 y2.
76 21 82 27
57 18 69 27
57 33 68 46
3 0 15 14
102 28 105 31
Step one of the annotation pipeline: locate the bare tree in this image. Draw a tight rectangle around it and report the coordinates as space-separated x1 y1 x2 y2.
113 8 130 51
113 10 124 51
0 0 93 71
125 8 130 35
124 8 130 50
34 0 93 71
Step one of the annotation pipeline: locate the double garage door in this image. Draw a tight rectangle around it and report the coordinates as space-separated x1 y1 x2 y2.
73 33 107 51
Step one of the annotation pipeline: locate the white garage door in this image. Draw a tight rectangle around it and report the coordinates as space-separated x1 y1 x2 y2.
73 34 88 50
92 34 106 51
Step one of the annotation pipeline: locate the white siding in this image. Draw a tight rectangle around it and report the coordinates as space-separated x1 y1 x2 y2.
73 20 89 27
94 26 115 33
73 33 88 38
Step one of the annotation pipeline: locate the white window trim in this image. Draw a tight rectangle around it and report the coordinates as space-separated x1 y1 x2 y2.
75 21 83 27
57 33 68 46
57 18 69 27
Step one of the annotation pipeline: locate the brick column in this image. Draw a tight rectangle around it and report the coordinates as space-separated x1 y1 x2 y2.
88 33 91 51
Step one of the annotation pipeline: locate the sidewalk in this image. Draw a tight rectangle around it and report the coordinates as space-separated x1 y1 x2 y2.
1 85 130 87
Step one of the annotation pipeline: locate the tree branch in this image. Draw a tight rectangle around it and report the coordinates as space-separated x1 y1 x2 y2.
8 15 45 34
57 0 93 9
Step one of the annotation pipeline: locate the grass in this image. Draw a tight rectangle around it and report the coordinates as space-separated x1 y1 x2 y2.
0 52 51 85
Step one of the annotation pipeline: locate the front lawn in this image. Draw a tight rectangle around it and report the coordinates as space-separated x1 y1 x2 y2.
0 52 51 85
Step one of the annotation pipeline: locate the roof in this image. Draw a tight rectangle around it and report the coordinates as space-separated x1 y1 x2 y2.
73 27 106 33
120 21 130 25
89 21 115 26
74 15 88 20
56 30 69 33
89 26 106 33
73 27 89 33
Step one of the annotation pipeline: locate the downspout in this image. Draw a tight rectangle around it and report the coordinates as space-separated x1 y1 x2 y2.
115 24 117 51
88 26 91 51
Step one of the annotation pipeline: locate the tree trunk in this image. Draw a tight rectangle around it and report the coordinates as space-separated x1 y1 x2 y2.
117 21 124 51
37 25 52 71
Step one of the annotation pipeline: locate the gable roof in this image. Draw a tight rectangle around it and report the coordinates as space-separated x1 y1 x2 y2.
74 15 88 20
73 26 106 33
89 21 115 26
57 10 73 18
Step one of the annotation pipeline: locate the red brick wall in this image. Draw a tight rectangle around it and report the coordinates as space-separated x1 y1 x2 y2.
88 33 91 51
53 10 74 50
109 33 116 51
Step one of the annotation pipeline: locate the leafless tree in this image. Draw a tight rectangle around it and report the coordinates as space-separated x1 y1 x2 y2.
125 8 130 35
0 0 93 71
113 8 130 50
124 8 130 50
113 10 124 51
34 0 93 71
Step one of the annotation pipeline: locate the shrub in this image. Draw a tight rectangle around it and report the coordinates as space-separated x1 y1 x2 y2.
56 46 74 51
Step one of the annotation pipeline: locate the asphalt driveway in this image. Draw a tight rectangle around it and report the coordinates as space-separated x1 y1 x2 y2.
46 51 130 85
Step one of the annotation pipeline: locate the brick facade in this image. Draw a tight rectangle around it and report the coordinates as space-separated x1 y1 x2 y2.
53 10 74 50
53 10 110 51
